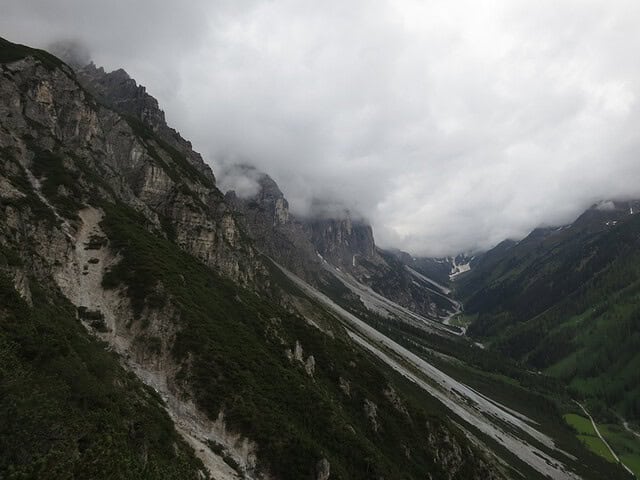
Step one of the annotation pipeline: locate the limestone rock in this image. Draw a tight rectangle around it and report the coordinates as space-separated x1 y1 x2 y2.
364 399 380 432
304 355 315 377
338 377 351 397
316 458 330 480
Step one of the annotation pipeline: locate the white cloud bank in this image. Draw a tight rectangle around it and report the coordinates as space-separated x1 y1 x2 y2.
3 0 640 255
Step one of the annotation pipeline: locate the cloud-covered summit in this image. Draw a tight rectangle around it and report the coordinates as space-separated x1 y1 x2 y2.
3 0 640 256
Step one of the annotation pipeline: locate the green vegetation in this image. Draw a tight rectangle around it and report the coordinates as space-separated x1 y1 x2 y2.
449 313 476 329
461 210 640 422
100 201 497 480
564 413 597 436
562 414 640 471
576 435 617 463
600 424 640 478
30 145 84 220
562 413 614 463
2 141 105 224
622 454 640 479
0 244 22 267
310 262 627 479
0 190 58 225
0 273 205 479
0 159 58 225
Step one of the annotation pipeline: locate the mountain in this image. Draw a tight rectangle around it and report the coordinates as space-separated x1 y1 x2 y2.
225 165 460 321
0 37 633 480
459 200 640 422
0 36 499 480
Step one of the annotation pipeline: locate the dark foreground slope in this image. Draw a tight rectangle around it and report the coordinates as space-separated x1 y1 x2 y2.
0 37 507 479
0 272 206 479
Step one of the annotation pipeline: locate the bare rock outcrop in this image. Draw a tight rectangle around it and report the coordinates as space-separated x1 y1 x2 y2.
0 52 265 286
315 458 330 480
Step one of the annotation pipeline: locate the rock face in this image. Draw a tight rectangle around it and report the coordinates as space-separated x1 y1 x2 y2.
226 166 449 318
75 62 214 181
315 458 330 480
0 47 263 286
307 214 376 268
363 399 380 432
225 168 323 281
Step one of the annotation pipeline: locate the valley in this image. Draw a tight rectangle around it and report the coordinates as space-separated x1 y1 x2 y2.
0 35 638 480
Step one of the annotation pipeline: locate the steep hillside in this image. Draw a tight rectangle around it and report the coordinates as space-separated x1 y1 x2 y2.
459 201 640 421
0 37 507 480
388 250 455 286
0 257 206 479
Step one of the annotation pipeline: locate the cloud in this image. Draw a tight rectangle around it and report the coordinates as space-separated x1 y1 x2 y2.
3 0 640 256
216 164 263 199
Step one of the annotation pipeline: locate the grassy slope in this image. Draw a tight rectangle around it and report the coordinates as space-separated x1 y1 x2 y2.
600 424 640 478
563 414 616 463
498 244 640 421
563 413 640 477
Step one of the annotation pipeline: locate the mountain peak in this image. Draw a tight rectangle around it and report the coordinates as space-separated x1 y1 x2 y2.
72 60 215 184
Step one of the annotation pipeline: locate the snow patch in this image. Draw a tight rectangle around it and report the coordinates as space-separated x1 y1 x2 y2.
449 259 471 280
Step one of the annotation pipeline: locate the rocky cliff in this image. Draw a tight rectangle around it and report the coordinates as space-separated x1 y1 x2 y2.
225 166 456 319
225 167 322 281
0 39 263 287
76 61 215 180
0 37 507 480
307 214 376 267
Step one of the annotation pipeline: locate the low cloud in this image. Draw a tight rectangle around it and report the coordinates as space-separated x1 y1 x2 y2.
3 0 640 256
216 164 263 199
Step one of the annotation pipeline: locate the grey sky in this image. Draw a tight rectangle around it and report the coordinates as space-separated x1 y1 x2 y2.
3 0 640 255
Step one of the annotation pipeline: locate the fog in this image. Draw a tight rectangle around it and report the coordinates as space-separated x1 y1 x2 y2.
3 0 640 255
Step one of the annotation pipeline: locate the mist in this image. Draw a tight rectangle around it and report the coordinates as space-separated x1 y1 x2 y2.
3 0 640 256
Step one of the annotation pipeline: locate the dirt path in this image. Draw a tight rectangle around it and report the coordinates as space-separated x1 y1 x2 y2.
574 401 635 477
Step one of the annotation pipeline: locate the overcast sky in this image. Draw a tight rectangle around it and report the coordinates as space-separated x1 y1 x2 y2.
3 0 640 255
